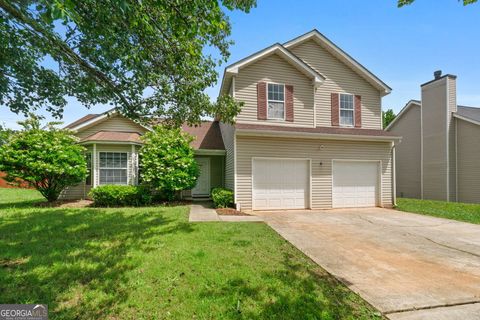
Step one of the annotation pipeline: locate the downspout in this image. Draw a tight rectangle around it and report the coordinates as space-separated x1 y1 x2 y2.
392 142 397 207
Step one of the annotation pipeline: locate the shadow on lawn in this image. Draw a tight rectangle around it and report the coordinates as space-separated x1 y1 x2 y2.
200 252 379 320
0 205 193 319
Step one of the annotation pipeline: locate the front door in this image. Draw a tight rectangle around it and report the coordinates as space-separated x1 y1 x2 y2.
192 157 211 196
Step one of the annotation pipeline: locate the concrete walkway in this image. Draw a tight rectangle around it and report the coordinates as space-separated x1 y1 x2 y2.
256 208 480 320
189 202 263 222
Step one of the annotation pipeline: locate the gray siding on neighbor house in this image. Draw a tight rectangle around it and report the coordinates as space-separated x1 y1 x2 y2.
289 39 382 129
235 136 392 210
456 118 480 203
234 53 315 127
75 115 147 139
220 122 235 190
388 105 421 199
421 78 449 201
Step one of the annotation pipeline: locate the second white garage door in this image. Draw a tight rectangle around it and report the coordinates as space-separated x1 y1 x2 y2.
332 161 380 208
253 158 309 210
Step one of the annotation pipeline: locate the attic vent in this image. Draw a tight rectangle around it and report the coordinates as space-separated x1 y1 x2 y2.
434 70 442 79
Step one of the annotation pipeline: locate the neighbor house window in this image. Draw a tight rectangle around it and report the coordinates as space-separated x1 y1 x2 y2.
339 93 354 126
99 152 128 185
267 83 285 120
85 153 92 185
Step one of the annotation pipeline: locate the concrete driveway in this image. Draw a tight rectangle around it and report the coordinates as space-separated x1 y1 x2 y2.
255 208 480 320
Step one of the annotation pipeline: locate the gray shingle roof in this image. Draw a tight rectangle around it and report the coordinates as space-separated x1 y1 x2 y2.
456 105 480 123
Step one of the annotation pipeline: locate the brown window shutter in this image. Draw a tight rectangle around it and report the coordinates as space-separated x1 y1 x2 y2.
285 85 294 122
331 93 339 126
354 95 362 128
257 82 267 120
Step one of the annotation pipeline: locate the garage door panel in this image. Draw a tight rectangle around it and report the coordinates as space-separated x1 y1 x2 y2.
253 159 309 210
333 161 379 208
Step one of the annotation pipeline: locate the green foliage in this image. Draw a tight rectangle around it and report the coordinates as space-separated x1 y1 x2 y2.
0 0 256 126
211 187 234 208
88 185 153 207
382 109 396 129
398 0 477 6
0 115 87 201
139 126 199 200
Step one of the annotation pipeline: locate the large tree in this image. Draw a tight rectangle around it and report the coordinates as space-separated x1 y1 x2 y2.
0 115 87 201
0 0 254 126
398 0 477 6
382 109 396 129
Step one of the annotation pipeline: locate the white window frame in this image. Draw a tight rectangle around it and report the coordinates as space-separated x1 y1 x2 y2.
266 82 286 120
99 152 129 185
339 93 355 127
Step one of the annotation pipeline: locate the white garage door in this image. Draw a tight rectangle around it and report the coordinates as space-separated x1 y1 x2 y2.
253 159 309 210
333 161 379 208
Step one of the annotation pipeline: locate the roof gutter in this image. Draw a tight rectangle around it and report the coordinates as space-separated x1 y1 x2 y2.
236 129 401 142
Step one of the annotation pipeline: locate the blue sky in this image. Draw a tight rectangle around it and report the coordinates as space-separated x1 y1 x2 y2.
2 0 480 129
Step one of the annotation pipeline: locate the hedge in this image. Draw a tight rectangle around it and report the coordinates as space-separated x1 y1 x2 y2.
211 187 234 208
89 185 153 207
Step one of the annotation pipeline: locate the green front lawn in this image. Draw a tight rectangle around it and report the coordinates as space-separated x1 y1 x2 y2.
396 198 480 224
0 188 381 319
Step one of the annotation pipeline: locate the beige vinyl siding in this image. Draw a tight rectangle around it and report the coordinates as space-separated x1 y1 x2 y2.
220 122 235 190
421 79 448 201
448 78 457 201
234 53 314 127
60 145 93 199
456 119 480 203
289 40 382 129
236 136 392 210
388 105 421 199
76 115 147 139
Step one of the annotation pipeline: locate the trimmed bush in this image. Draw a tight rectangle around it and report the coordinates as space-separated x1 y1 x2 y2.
211 187 234 208
89 185 152 207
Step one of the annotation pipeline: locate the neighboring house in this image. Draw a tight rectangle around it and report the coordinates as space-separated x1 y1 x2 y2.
386 71 480 203
63 29 401 210
61 111 226 200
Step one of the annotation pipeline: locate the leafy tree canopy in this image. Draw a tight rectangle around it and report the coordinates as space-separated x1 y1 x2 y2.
0 114 87 201
382 109 396 129
398 0 477 6
139 125 199 200
0 124 13 146
0 0 255 127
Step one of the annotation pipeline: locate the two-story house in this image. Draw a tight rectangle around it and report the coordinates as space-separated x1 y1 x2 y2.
62 30 400 210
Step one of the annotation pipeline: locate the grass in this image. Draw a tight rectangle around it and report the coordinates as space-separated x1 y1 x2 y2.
0 188 382 320
396 198 480 224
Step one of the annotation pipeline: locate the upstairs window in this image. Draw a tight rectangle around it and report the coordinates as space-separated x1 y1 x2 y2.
267 83 285 120
99 152 128 185
340 93 354 126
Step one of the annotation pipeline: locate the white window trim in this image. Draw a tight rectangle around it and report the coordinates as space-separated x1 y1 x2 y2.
266 82 286 121
99 152 129 185
339 93 355 127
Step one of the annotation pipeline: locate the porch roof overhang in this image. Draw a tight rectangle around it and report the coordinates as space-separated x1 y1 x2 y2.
235 123 401 142
79 131 143 145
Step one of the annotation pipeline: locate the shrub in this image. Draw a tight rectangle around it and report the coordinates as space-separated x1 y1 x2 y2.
0 115 87 202
139 125 199 200
89 185 153 207
211 187 234 208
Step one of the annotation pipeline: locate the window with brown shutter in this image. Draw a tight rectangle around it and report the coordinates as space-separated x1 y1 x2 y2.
257 82 267 120
354 95 362 128
285 85 294 122
331 93 339 126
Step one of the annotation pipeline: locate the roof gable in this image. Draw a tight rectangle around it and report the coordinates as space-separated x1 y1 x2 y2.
219 43 325 96
284 30 391 96
385 100 421 131
454 106 480 126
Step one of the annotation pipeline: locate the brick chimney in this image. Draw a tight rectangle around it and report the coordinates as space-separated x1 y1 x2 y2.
420 71 457 201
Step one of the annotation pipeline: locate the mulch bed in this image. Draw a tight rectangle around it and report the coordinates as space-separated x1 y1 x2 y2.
216 208 250 216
